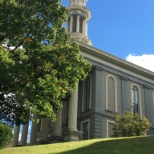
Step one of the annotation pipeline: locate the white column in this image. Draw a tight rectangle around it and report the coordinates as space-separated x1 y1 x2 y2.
12 125 20 147
20 123 28 145
53 105 63 136
30 120 40 144
40 117 49 140
64 83 83 141
70 15 73 32
68 84 79 130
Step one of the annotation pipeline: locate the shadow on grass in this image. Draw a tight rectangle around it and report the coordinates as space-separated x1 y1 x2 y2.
58 136 154 154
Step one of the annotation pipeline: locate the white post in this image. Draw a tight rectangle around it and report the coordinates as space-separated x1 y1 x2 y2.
64 83 83 141
40 117 49 140
53 105 63 136
30 120 40 144
70 15 73 33
20 123 28 145
12 125 20 147
68 84 79 130
77 15 80 33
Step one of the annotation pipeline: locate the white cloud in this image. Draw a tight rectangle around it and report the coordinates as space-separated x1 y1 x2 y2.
126 54 154 72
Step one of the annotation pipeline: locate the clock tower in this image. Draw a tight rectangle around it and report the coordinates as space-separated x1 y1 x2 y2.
67 0 92 45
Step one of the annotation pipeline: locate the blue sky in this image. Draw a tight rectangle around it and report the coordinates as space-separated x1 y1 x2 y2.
62 0 154 72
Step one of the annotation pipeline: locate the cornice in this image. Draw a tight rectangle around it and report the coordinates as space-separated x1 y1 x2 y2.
68 6 91 19
74 40 154 81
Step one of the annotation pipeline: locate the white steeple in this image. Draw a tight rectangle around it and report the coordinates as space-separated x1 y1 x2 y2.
67 0 92 45
70 0 87 6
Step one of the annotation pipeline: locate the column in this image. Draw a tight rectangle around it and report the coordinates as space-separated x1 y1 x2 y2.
20 123 28 146
68 84 78 130
77 15 80 32
40 117 49 140
12 125 20 147
30 118 40 144
50 105 64 142
70 15 73 32
53 107 63 136
63 83 83 141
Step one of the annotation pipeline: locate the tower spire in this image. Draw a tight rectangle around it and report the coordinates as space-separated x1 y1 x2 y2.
67 0 92 45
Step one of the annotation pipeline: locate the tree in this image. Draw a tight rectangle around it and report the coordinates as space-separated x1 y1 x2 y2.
112 111 151 137
0 122 13 149
0 0 91 125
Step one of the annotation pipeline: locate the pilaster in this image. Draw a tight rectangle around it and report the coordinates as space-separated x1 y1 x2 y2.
121 76 128 112
90 67 103 138
144 86 153 124
91 67 102 112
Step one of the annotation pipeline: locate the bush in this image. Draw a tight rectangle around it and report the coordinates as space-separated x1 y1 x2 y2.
0 122 13 149
112 111 151 137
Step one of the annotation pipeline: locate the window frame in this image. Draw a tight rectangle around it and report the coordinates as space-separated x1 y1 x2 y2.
81 119 90 140
131 84 142 118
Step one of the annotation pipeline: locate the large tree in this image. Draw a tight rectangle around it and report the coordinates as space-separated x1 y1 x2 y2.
0 0 91 125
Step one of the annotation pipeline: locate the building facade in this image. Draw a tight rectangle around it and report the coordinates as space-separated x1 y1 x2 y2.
12 0 154 146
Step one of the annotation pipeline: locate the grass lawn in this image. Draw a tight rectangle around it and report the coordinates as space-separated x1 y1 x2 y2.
0 136 154 154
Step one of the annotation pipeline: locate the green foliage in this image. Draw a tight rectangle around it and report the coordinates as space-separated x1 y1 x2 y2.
0 0 91 124
0 122 13 149
112 111 151 137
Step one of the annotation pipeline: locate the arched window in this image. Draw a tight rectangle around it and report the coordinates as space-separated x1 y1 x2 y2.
72 14 77 32
131 86 139 114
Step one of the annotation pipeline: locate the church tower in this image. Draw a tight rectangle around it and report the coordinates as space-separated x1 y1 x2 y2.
67 0 92 45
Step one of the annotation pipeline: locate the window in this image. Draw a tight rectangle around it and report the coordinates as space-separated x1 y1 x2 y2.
79 16 84 33
82 121 89 140
72 14 77 32
83 76 91 111
131 86 139 114
107 120 114 138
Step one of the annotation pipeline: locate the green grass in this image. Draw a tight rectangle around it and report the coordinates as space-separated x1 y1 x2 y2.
1 136 154 154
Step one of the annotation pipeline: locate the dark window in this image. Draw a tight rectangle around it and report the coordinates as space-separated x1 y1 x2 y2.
132 86 139 114
72 14 77 32
79 16 84 33
82 122 89 140
84 76 90 111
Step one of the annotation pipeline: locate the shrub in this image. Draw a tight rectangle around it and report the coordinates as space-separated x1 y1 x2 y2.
0 122 13 149
112 111 151 137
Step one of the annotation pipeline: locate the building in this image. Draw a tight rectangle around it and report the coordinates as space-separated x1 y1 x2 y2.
12 0 154 146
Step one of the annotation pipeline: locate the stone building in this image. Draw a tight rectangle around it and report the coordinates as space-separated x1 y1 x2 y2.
12 0 154 146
